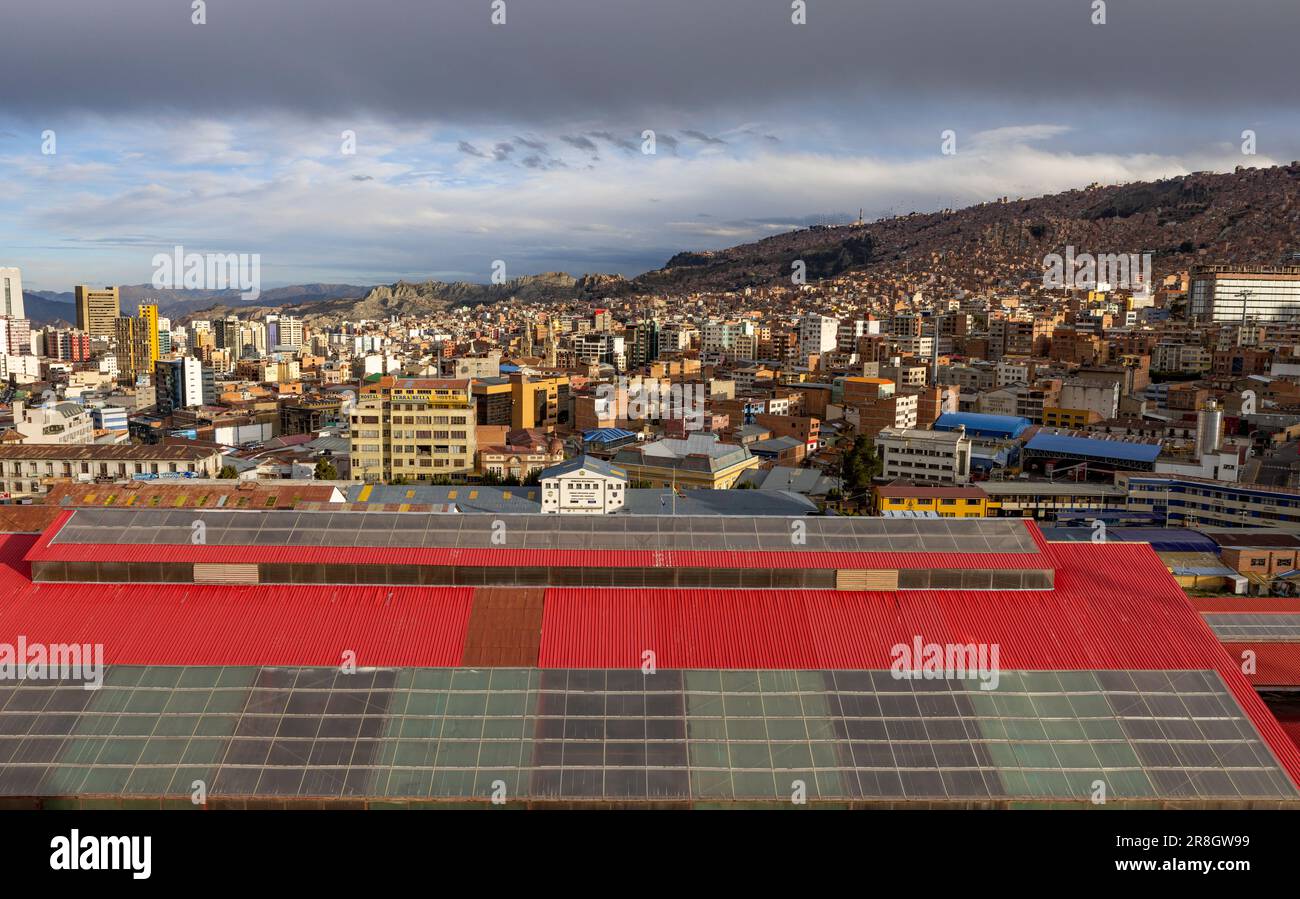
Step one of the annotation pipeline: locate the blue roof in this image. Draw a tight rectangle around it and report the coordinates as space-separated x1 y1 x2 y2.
1025 432 1161 464
933 412 1031 439
583 428 636 443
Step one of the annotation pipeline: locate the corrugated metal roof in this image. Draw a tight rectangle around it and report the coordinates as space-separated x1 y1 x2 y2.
0 533 473 667
1025 432 1162 464
459 587 544 667
934 412 1031 438
0 506 63 533
538 545 1205 671
1223 643 1300 688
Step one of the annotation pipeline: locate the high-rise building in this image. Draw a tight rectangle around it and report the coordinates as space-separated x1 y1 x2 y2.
74 286 121 338
0 317 32 356
276 315 305 349
157 317 173 354
349 378 478 482
0 267 23 319
155 357 211 415
137 303 161 367
44 328 92 362
112 316 151 379
213 315 240 350
629 320 660 369
1189 264 1300 324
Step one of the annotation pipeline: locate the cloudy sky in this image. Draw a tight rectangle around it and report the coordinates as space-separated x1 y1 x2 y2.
2 0 1297 291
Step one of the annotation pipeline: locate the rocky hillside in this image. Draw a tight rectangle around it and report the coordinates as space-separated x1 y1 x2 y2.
283 272 630 325
623 163 1300 295
130 162 1300 325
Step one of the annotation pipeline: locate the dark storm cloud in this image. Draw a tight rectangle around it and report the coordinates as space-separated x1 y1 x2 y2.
520 154 565 170
560 135 598 152
3 0 1296 123
682 130 726 146
589 131 640 153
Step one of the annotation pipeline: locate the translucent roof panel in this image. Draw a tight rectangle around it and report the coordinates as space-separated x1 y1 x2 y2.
0 666 1292 804
1204 614 1300 642
51 509 1043 554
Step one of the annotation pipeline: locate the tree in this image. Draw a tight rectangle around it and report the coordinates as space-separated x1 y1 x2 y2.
314 459 338 481
218 465 238 479
839 435 880 499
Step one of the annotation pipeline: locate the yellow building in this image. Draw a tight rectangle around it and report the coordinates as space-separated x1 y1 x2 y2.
1042 406 1101 429
610 435 760 489
137 303 161 367
350 377 477 482
510 372 568 430
872 485 990 517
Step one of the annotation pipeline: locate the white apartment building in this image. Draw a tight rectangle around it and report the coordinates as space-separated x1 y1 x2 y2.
799 313 840 357
995 361 1030 387
876 426 972 485
892 335 934 361
9 400 94 445
701 320 756 356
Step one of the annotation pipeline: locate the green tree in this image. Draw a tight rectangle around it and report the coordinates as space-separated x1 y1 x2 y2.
314 459 338 481
839 435 880 499
217 465 238 479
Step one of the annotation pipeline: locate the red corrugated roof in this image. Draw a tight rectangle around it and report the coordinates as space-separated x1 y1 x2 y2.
538 543 1200 670
538 541 1300 788
0 533 473 667
1223 643 1300 689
